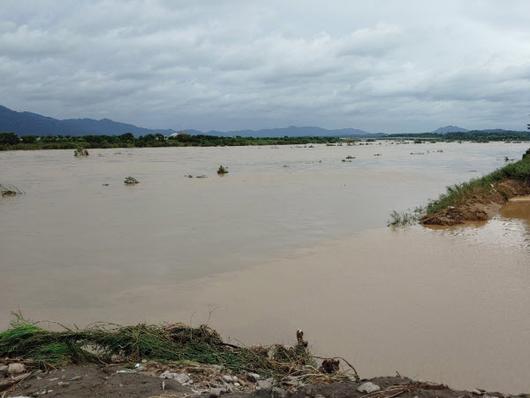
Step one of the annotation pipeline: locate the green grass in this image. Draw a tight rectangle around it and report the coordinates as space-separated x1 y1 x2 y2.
425 155 530 215
0 318 313 376
387 153 530 226
387 208 423 227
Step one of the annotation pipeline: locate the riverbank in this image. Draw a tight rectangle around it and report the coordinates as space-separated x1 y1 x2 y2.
421 150 530 225
5 363 518 398
1 320 526 398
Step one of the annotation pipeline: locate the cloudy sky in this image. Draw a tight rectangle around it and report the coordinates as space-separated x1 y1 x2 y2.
1 0 530 132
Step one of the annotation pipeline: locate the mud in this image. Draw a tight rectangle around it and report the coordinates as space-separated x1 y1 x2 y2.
421 179 530 225
6 364 525 398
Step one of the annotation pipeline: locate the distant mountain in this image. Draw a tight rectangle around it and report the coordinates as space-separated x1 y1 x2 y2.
0 105 377 137
432 125 469 134
188 126 376 138
0 105 174 136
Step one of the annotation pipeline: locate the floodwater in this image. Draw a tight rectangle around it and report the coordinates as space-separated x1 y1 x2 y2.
1 142 529 393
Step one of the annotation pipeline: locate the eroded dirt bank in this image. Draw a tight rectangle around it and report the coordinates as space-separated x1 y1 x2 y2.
421 178 530 226
421 149 530 226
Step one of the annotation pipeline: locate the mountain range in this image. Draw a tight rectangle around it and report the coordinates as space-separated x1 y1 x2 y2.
0 105 175 136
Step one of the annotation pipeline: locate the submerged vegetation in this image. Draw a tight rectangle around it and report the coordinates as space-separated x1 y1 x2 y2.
74 147 89 157
217 165 229 175
124 176 140 185
387 208 423 227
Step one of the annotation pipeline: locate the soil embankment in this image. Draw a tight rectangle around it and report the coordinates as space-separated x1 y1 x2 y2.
421 150 530 226
421 178 530 226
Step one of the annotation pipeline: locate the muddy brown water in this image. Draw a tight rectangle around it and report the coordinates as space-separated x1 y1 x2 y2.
1 142 529 393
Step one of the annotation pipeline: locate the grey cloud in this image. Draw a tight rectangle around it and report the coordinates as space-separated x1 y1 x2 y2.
1 0 530 132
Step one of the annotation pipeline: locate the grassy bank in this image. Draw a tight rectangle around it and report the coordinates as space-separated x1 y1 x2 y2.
419 151 530 225
426 153 530 213
388 150 530 226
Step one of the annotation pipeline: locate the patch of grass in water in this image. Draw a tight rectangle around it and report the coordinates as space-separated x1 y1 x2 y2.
387 207 423 227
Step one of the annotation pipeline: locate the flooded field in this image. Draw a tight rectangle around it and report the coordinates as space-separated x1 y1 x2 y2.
1 142 529 393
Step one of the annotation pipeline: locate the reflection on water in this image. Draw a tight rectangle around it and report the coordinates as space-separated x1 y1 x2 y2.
447 198 530 249
1 142 529 393
501 197 530 226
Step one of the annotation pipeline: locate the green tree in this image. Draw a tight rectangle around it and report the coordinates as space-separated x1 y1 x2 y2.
0 132 19 145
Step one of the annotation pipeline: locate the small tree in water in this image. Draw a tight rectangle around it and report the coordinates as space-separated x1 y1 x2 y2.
217 165 228 176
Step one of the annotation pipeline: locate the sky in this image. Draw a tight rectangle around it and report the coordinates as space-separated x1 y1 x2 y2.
1 0 530 133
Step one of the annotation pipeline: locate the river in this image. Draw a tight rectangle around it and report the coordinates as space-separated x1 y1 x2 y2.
1 141 529 393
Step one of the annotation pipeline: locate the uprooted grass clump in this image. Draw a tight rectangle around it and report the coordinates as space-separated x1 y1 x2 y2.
0 318 315 378
424 154 530 215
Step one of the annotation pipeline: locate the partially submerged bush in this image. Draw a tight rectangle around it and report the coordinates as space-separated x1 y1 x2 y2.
387 208 423 227
0 183 23 197
74 147 89 157
217 165 228 175
124 176 139 185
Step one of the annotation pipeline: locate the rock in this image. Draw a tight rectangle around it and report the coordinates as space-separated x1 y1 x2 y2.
357 382 381 393
284 376 302 387
272 387 287 397
116 369 136 374
7 363 26 375
159 371 191 385
222 375 233 383
319 358 340 374
257 378 273 390
110 354 124 362
246 372 261 382
209 387 228 397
